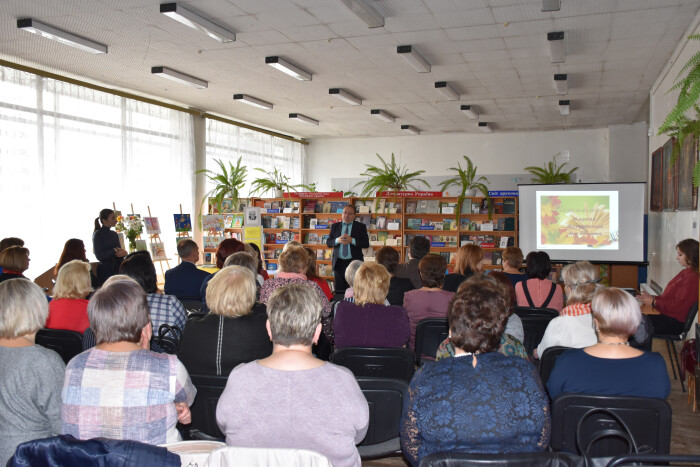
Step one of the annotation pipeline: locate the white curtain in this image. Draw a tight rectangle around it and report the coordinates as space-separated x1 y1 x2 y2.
0 65 195 278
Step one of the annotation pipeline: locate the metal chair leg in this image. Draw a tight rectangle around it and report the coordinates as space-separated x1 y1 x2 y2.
669 339 686 393
666 339 678 380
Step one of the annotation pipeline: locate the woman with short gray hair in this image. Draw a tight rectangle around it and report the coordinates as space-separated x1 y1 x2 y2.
216 283 369 467
61 279 197 445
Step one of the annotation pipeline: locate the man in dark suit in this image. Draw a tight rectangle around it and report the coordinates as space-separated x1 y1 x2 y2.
326 204 369 293
164 239 211 299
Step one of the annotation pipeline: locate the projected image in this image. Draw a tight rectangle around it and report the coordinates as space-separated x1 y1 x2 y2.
536 191 619 250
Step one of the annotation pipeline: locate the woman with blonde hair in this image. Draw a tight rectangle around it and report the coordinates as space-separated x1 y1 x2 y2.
443 244 483 292
178 266 271 377
535 261 599 358
334 262 410 348
46 260 93 333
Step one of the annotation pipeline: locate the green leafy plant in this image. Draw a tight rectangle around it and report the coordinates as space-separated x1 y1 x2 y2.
353 153 429 198
195 157 247 219
524 155 578 184
250 167 304 198
658 34 700 187
300 182 318 192
438 155 490 218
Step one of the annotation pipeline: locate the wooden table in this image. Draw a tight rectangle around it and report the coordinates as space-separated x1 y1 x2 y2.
640 303 660 315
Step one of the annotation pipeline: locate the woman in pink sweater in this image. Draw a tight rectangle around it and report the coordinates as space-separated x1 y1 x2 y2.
515 251 563 312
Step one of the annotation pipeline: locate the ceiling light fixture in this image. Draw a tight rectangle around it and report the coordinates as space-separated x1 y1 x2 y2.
541 0 561 12
160 3 236 43
547 31 565 63
289 113 319 126
401 125 420 135
338 0 384 28
265 56 312 81
16 19 107 54
559 99 570 116
151 66 207 88
371 109 395 123
554 73 568 94
329 88 362 105
435 82 460 100
397 45 431 73
233 94 273 109
478 122 493 133
460 105 478 119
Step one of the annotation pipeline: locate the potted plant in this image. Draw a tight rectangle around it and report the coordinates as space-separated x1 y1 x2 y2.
438 155 490 218
250 167 303 198
353 153 429 198
195 157 248 217
524 155 578 184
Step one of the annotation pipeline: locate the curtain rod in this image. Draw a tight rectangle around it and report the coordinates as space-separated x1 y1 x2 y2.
0 59 308 145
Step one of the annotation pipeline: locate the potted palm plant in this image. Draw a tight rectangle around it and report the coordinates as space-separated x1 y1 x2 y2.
195 157 247 218
250 167 303 198
353 153 429 198
438 155 490 218
524 155 578 184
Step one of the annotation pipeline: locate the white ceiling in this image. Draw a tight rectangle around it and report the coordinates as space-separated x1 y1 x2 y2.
0 0 698 139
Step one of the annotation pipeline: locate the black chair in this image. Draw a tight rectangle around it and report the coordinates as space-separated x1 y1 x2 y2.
181 374 228 440
178 297 205 313
418 451 582 467
550 394 672 458
35 329 84 364
356 377 409 459
312 329 333 361
607 454 700 466
414 318 449 366
539 345 571 388
653 302 698 392
513 307 559 356
187 311 208 322
331 347 415 382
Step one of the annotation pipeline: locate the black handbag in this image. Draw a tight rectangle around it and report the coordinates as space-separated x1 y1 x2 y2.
575 407 640 467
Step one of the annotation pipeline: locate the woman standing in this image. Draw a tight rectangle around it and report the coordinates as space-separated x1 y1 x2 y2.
92 209 127 285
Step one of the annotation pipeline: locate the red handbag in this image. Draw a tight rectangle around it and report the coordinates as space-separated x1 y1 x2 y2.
680 338 697 380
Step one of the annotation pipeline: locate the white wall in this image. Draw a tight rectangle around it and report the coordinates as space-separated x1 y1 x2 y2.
647 16 700 289
609 122 648 183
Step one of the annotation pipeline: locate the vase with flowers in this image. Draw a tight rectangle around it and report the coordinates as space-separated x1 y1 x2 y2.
116 215 144 252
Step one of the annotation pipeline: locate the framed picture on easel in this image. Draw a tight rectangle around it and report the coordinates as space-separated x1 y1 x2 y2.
650 147 663 212
662 138 677 211
677 136 698 210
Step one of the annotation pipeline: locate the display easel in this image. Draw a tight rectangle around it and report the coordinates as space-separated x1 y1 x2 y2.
145 205 170 276
175 204 191 265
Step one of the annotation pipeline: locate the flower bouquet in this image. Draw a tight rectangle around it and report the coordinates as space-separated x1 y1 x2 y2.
116 215 144 252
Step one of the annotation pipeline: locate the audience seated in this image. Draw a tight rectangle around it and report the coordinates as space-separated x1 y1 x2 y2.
547 287 670 399
120 252 187 333
224 251 262 298
0 246 30 284
0 237 24 275
259 244 333 341
375 246 415 307
54 239 99 288
61 279 196 444
199 238 247 305
178 266 271 377
501 246 527 287
216 283 369 467
164 239 210 299
304 246 333 300
0 279 65 465
334 262 410 348
489 271 525 343
248 242 269 281
403 254 454 348
400 276 551 466
535 261 599 358
46 260 92 333
396 236 430 289
443 244 482 292
342 259 363 299
515 251 563 312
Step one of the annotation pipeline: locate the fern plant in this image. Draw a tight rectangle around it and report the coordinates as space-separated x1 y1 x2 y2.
438 155 490 218
195 157 247 219
658 34 700 187
525 155 578 184
250 167 303 198
353 153 429 197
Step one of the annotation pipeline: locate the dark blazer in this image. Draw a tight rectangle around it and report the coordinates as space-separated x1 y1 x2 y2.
387 276 415 307
164 261 211 299
395 258 422 289
326 220 369 268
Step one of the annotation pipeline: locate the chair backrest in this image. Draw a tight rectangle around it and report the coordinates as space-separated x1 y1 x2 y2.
187 311 208 322
356 377 409 448
513 307 558 356
418 451 582 467
681 303 698 339
331 347 415 382
607 454 700 467
188 374 229 439
414 318 449 365
35 329 84 364
539 345 572 387
550 394 672 457
179 298 205 313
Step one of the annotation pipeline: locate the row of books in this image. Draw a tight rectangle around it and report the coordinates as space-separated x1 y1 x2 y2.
208 198 248 214
262 215 301 229
358 215 401 231
317 263 333 277
405 234 458 248
354 199 402 214
406 218 458 231
303 200 349 213
315 249 334 260
261 200 300 213
305 233 330 245
369 232 402 246
460 217 516 232
405 200 455 214
203 232 242 250
264 231 300 244
459 198 516 215
460 235 514 248
202 214 244 232
307 218 341 229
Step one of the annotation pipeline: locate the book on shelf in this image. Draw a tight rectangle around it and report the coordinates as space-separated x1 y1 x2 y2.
416 200 428 213
305 233 320 244
480 222 494 231
483 251 493 263
202 215 226 232
426 200 440 214
440 203 456 214
267 263 278 272
387 220 400 230
232 215 243 228
460 199 471 215
407 218 421 229
494 200 504 214
204 252 213 264
358 203 371 213
502 199 516 214
433 221 443 231
499 236 509 248
503 217 515 231
292 217 300 229
492 251 503 265
303 200 317 213
376 216 387 229
271 201 281 211
360 214 371 228
377 231 389 243
309 218 318 229
204 236 223 250
479 199 489 214
261 217 272 228
324 249 333 260
405 201 417 214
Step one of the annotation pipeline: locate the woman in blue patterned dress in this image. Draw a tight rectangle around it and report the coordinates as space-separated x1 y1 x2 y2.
400 275 551 466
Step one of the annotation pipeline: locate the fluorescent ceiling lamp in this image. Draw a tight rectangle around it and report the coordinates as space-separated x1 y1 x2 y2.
547 31 565 63
554 73 568 94
329 88 362 105
478 122 493 133
460 105 478 119
289 113 319 126
401 125 420 135
559 99 570 116
541 0 561 11
371 109 395 123
435 82 459 100
151 66 207 88
338 0 384 28
397 45 431 73
160 3 236 43
16 18 107 54
233 94 272 110
265 56 312 81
